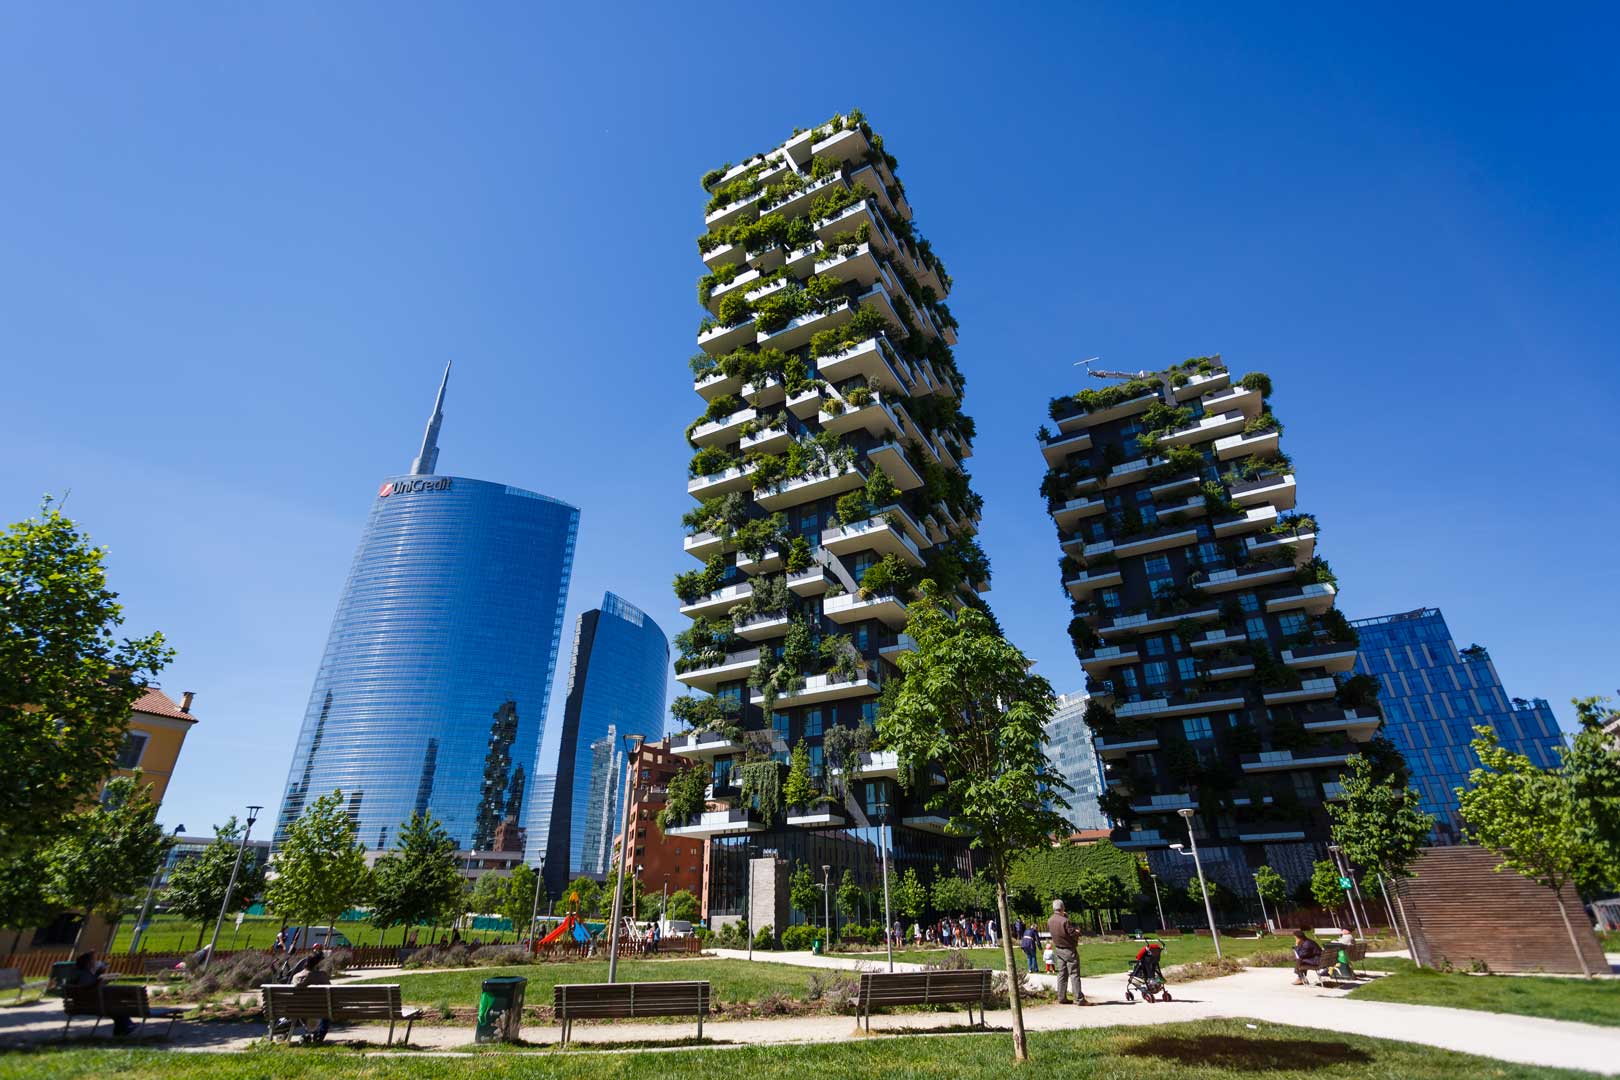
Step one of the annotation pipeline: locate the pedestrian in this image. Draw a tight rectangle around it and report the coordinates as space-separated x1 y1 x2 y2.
1048 899 1087 1005
273 928 288 954
1020 924 1039 974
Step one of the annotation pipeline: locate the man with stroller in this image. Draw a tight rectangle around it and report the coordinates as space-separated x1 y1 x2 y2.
1047 900 1088 1005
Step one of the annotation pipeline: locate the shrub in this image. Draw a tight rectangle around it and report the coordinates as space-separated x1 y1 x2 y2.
753 924 778 950
469 944 529 966
184 950 280 996
404 945 476 969
781 924 820 951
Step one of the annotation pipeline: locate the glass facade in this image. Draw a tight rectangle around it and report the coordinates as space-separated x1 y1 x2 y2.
1352 608 1565 842
1045 692 1108 831
537 593 669 893
274 474 579 854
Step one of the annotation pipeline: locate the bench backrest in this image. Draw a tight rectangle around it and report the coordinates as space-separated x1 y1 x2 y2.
62 983 151 1018
261 984 405 1021
858 970 991 1008
0 968 21 990
553 981 709 1019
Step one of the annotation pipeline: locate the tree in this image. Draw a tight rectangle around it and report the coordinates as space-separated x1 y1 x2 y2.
369 812 464 939
665 889 700 923
1 502 173 859
930 874 980 916
266 790 370 945
1186 875 1222 909
44 775 166 949
1458 726 1608 976
1326 753 1435 951
500 865 544 938
837 869 862 922
1309 859 1344 915
789 863 821 925
1254 865 1288 914
0 851 57 959
893 867 928 922
164 816 268 949
877 581 1068 1063
783 740 818 810
565 876 603 917
1566 696 1620 896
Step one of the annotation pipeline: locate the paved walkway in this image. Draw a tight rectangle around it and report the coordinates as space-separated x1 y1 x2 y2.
3 957 1615 1073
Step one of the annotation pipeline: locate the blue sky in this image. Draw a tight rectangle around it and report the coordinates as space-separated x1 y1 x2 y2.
3 3 1615 837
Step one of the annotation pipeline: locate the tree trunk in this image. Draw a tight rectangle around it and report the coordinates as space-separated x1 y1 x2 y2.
196 922 207 951
71 912 88 953
1552 883 1593 978
993 874 1028 1063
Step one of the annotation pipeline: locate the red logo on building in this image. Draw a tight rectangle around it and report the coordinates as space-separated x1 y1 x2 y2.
378 481 393 497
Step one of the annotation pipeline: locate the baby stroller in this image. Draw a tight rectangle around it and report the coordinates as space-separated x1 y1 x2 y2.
1124 939 1172 1003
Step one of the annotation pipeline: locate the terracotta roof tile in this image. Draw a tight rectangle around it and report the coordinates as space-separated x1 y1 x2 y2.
131 688 197 722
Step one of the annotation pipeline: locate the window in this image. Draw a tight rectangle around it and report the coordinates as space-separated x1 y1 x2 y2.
716 684 743 711
1098 588 1121 612
803 709 823 738
1144 555 1171 576
116 731 148 770
1278 612 1308 639
809 744 824 776
1144 636 1165 657
1177 657 1198 682
1143 661 1170 688
1195 541 1223 568
1292 773 1317 801
860 701 878 726
1237 592 1260 614
772 711 791 742
1245 616 1269 641
713 758 734 788
1183 716 1213 741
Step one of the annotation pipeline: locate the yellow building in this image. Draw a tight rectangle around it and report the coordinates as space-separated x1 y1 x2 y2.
109 688 199 806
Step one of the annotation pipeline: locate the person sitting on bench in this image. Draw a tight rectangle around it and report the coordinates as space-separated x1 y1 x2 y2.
286 946 332 1042
1291 929 1324 985
72 952 133 1036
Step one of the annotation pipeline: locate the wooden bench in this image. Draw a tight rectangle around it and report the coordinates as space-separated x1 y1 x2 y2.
61 983 181 1039
260 984 422 1046
853 970 991 1032
553 981 709 1047
1305 942 1369 987
0 968 26 1003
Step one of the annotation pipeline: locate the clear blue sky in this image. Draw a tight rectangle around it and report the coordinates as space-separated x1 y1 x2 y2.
3 4 1615 838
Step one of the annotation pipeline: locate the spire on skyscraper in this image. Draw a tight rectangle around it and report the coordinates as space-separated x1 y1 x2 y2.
410 361 451 476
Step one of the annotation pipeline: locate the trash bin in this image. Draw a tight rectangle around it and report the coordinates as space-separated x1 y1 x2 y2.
812 937 823 956
475 975 527 1043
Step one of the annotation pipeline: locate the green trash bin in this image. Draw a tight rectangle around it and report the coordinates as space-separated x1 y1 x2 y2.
812 937 823 956
475 975 527 1043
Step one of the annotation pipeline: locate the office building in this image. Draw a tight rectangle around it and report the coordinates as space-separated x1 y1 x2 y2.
622 738 709 914
273 366 579 855
537 592 670 897
1046 692 1109 831
1042 357 1377 893
1351 608 1565 842
675 113 989 927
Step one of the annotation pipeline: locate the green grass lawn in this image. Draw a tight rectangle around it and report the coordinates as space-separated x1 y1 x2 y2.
1347 966 1620 1028
1599 929 1619 952
0 1020 1598 1078
358 958 822 1008
109 915 519 953
866 932 1305 974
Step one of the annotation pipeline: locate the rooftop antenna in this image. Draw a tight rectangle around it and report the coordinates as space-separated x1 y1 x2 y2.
410 361 451 476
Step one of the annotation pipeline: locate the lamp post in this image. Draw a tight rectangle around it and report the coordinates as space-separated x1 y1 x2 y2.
745 852 755 962
822 864 832 947
1253 872 1271 933
1327 844 1366 939
130 824 185 955
1147 870 1167 933
203 806 261 970
1172 808 1220 959
527 856 546 953
606 733 645 984
633 863 644 922
876 796 894 972
662 875 669 925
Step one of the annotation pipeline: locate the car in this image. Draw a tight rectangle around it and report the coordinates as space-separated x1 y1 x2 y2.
284 926 353 949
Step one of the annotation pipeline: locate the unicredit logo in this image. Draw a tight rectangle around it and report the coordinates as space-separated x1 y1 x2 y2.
378 477 454 498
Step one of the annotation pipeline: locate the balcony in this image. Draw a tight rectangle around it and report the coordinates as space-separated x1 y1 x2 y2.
872 503 930 549
1191 628 1248 651
1153 494 1207 520
1281 643 1359 674
669 731 745 761
823 518 923 566
785 805 848 828
1100 455 1160 489
824 590 909 629
1053 388 1160 434
810 124 872 165
683 530 726 562
1214 427 1281 461
787 566 832 597
739 421 791 455
1095 734 1160 759
1191 562 1296 594
1038 428 1093 467
1261 677 1339 706
744 375 785 408
820 393 905 441
756 463 866 510
1228 473 1297 511
704 188 766 231
1241 749 1353 773
879 633 919 660
814 199 885 247
675 648 761 693
763 171 848 221
733 611 790 641
690 406 757 448
751 671 881 707
1088 527 1199 562
1212 506 1279 538
1173 370 1230 399
1247 529 1316 564
1304 709 1382 740
815 336 908 394
688 464 754 500
705 266 765 314
786 386 824 419
1204 658 1256 680
697 317 755 356
866 441 925 491
702 241 743 271
665 808 767 838
1052 495 1106 531
1130 793 1197 814
832 749 902 781
679 582 752 620
1200 384 1263 419
1265 583 1338 615
735 545 786 575
1065 567 1123 600
758 298 855 353
1237 830 1307 843
1116 693 1247 720
1079 644 1139 671
902 813 951 835
1116 829 1169 849
1157 410 1248 448
1098 605 1221 640
694 368 742 402
813 239 882 289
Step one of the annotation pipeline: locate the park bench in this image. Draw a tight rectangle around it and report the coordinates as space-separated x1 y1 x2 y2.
1308 942 1369 987
853 970 992 1032
260 984 422 1046
553 980 709 1047
0 968 28 1002
61 983 181 1039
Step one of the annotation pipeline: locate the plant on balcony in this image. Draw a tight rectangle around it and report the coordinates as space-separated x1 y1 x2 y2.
746 451 786 492
669 692 740 739
1039 466 1072 511
1318 608 1359 647
1068 616 1100 654
1141 401 1193 437
688 446 738 479
783 740 821 812
1251 646 1303 691
1037 424 1055 443
1146 444 1202 485
759 169 808 211
658 764 711 834
835 489 870 525
682 492 749 540
734 513 788 560
1294 556 1337 587
845 385 874 408
1218 598 1244 626
700 164 731 191
672 618 740 674
737 759 785 825
809 182 873 226
1202 480 1241 518
1270 512 1319 536
1097 788 1133 821
822 722 876 793
672 556 725 605
1059 555 1082 581
714 290 753 328
785 536 813 573
690 352 717 377
1238 371 1272 398
729 573 788 623
705 162 766 213
820 633 863 682
821 397 845 417
1055 377 1161 418
858 554 914 600
1243 411 1282 437
697 261 745 306
1162 734 1201 787
1337 674 1380 712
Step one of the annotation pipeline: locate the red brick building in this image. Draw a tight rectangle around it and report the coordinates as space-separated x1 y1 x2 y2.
625 739 707 916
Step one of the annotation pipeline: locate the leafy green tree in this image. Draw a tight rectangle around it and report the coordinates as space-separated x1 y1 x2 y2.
266 790 370 945
878 582 1067 1063
1254 865 1288 914
1326 753 1435 950
1309 859 1344 914
1186 875 1222 908
468 869 507 919
44 775 166 949
789 863 821 925
892 867 928 921
837 869 862 922
665 889 700 923
1567 697 1620 896
930 873 981 915
500 865 544 938
565 876 603 917
1458 726 1610 976
0 851 57 958
783 740 818 809
1 502 173 859
369 812 463 938
164 816 268 949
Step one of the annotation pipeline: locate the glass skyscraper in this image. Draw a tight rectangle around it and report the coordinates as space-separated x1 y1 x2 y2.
1351 607 1565 842
1045 692 1109 831
538 592 669 895
274 366 579 854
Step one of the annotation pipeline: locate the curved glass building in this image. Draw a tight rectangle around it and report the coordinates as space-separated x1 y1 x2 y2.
535 592 669 895
274 366 579 854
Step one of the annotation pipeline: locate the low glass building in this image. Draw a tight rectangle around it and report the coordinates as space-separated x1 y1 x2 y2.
1351 607 1565 841
274 368 578 854
1045 692 1109 831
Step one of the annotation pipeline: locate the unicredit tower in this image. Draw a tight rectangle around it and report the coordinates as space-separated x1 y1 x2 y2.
273 364 579 856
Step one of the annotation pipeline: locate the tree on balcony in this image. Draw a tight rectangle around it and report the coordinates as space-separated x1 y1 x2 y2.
658 765 710 835
878 582 1067 1063
783 740 820 811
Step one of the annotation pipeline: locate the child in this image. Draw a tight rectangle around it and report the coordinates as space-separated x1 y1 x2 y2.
1043 943 1056 974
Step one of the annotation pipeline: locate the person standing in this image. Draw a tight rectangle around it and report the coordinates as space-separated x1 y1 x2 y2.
1048 900 1087 1005
1019 923 1039 974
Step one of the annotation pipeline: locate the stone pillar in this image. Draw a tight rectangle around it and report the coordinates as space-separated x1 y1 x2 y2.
748 856 790 945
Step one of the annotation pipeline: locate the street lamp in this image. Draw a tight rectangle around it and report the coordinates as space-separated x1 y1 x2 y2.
1171 807 1220 959
1326 844 1366 939
822 864 832 947
527 856 546 954
1147 870 1167 933
875 795 894 972
203 806 261 970
606 733 645 984
130 824 185 955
